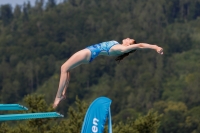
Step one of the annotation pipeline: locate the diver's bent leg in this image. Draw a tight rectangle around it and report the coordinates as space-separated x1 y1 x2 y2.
62 72 70 96
55 66 68 98
53 49 90 108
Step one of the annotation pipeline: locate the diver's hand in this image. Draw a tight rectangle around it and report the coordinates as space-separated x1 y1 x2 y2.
156 47 163 55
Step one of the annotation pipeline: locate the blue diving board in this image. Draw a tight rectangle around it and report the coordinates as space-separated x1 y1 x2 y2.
0 104 28 111
0 112 64 121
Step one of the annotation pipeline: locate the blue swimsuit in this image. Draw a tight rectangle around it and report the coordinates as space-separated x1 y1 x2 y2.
86 40 119 62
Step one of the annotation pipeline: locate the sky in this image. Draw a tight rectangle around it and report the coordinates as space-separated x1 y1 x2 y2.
0 0 36 7
0 0 63 8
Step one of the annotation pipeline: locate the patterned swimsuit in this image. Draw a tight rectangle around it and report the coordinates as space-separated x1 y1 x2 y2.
86 40 119 62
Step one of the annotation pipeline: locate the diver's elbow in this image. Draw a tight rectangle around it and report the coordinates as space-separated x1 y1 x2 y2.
137 43 143 48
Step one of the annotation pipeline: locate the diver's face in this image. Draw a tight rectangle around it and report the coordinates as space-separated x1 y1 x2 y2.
122 38 135 46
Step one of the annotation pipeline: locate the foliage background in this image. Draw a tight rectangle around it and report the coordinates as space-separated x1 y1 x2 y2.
0 0 200 132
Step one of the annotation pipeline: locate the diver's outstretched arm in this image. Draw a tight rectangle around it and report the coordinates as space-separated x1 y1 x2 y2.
136 43 163 54
113 43 163 55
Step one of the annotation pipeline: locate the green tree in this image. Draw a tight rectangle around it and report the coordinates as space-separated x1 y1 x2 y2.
0 4 13 26
112 110 162 133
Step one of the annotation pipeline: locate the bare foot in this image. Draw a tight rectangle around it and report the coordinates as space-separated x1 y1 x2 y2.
53 95 66 109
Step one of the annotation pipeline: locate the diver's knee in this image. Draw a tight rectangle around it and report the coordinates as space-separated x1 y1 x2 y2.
61 64 69 73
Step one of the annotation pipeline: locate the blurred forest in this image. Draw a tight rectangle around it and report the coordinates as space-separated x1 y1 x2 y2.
0 0 200 132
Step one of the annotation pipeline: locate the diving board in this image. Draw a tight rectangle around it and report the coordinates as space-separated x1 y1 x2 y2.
0 112 64 121
0 104 28 111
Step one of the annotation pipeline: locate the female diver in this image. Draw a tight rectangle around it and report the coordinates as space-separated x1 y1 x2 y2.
53 38 163 108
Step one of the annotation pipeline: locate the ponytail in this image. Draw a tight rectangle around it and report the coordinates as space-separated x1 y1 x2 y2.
115 41 137 63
